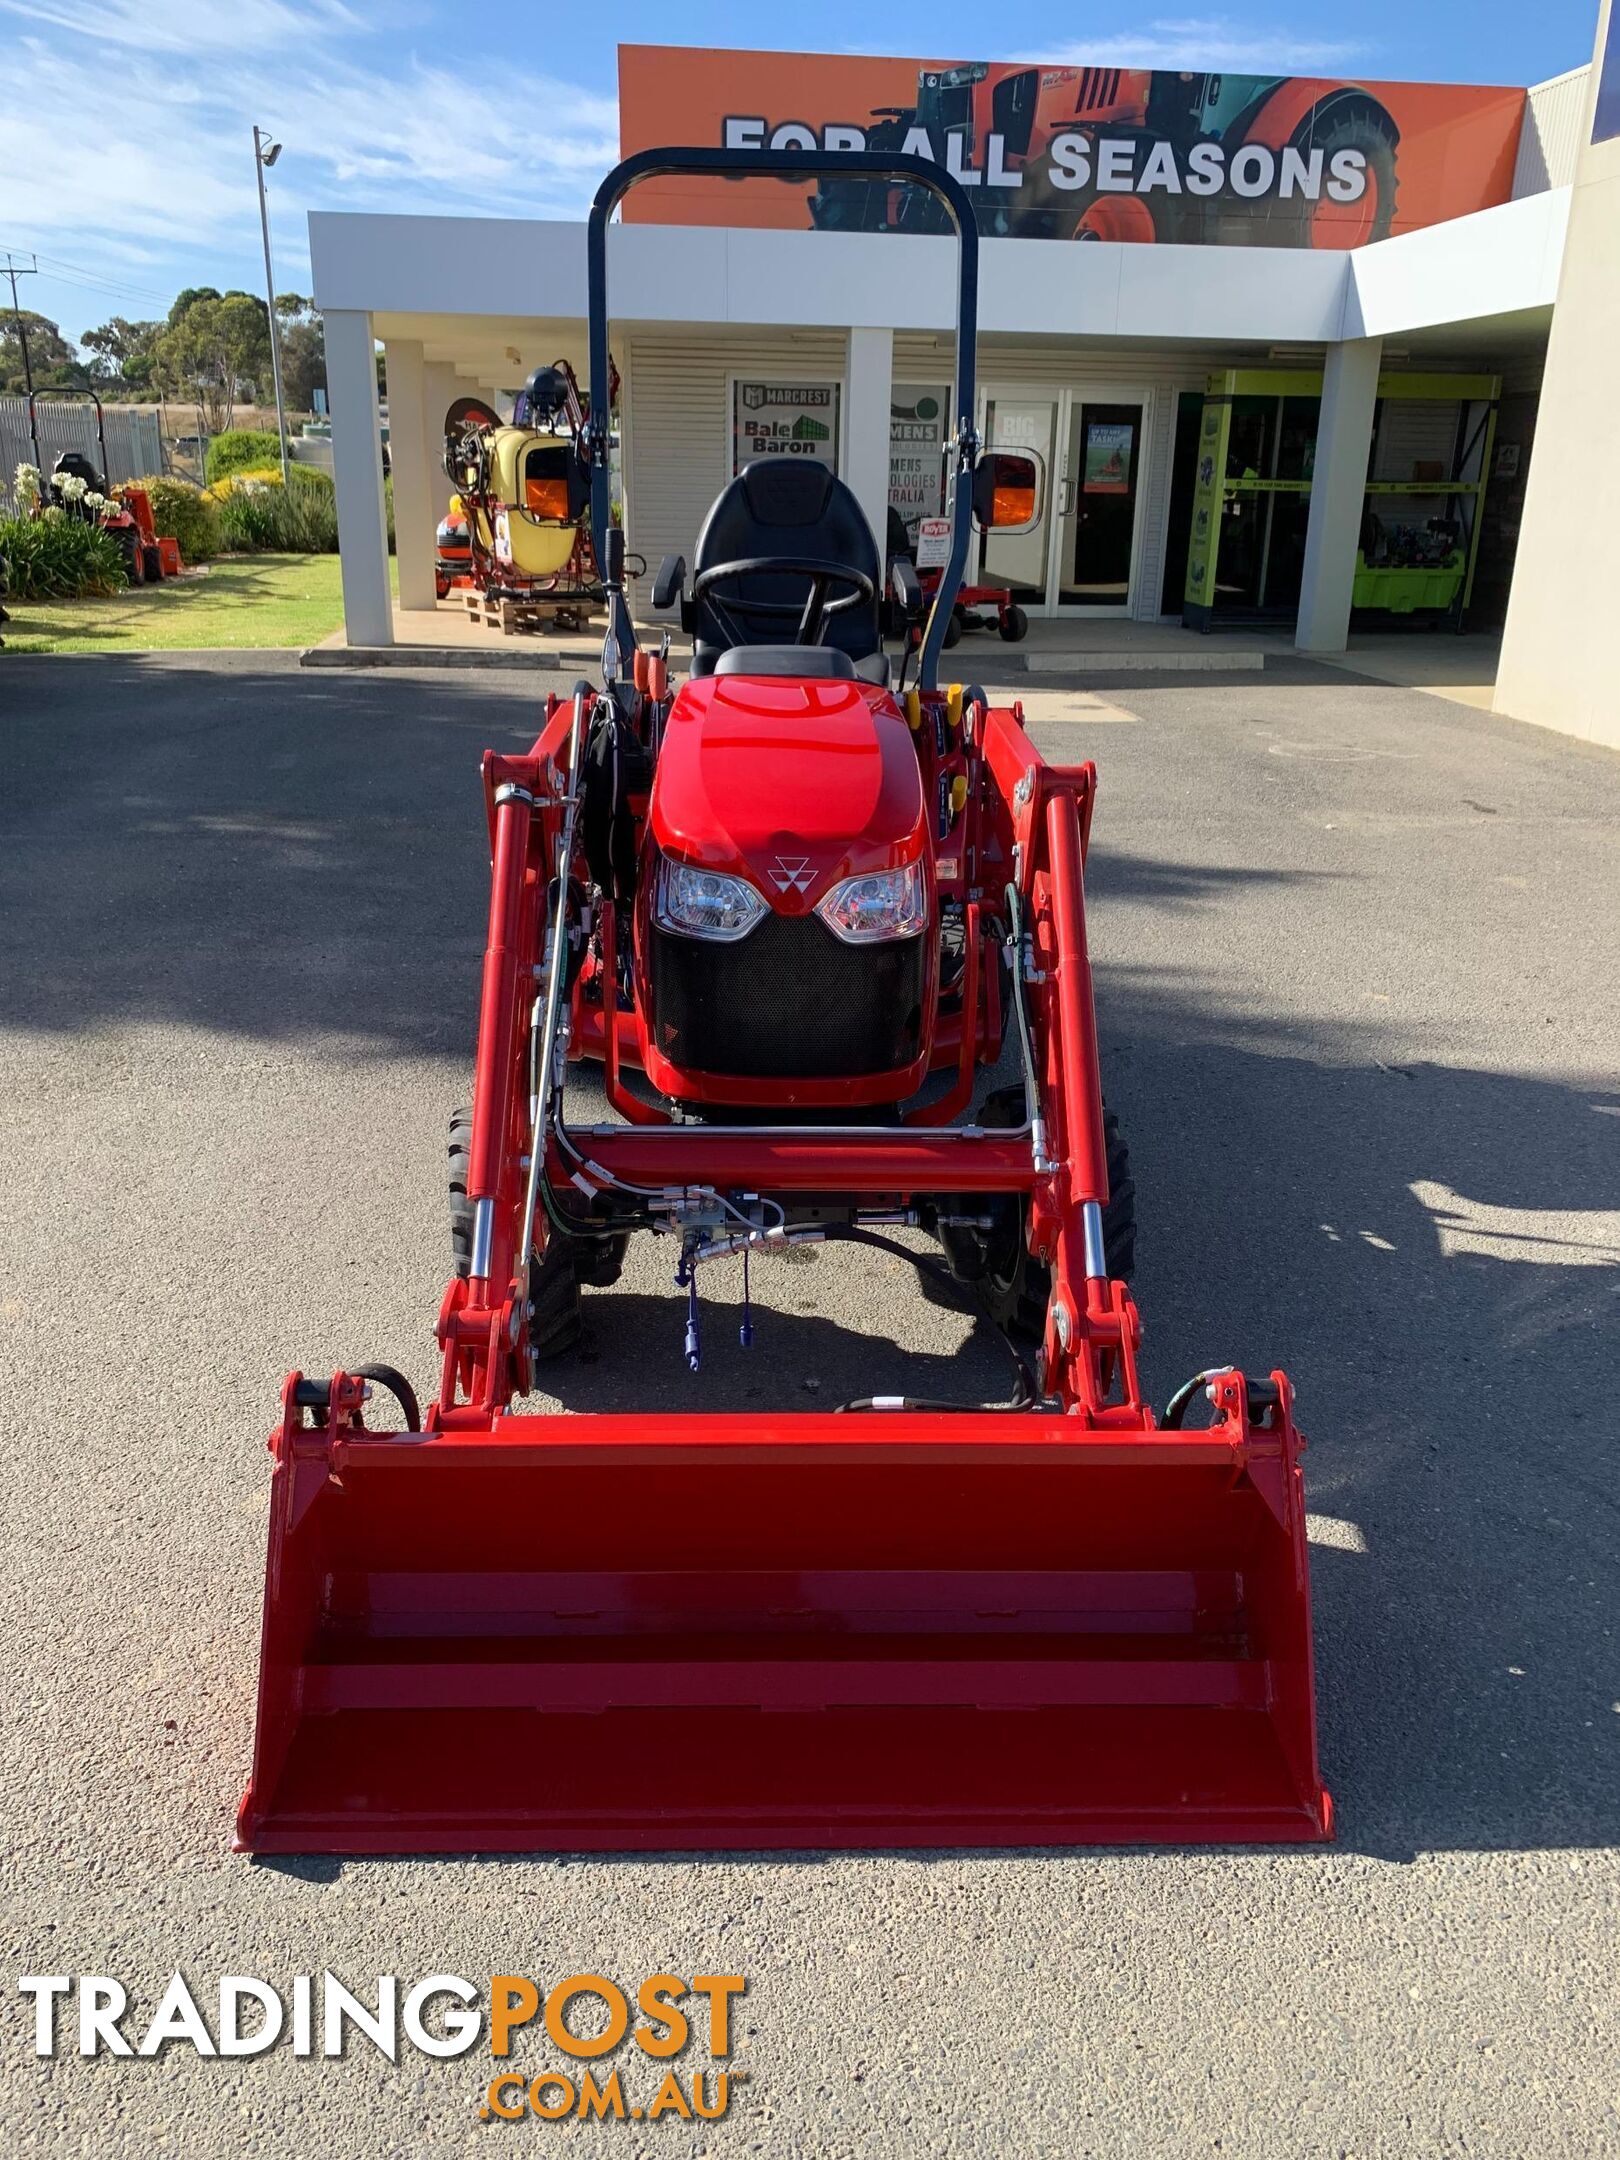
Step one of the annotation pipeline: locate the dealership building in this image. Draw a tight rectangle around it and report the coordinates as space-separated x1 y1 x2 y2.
311 20 1620 746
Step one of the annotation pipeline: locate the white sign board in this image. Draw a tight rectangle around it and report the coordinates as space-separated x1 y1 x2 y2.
732 380 840 473
914 517 952 569
888 383 949 544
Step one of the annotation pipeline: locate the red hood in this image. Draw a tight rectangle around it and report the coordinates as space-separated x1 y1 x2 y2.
647 673 928 912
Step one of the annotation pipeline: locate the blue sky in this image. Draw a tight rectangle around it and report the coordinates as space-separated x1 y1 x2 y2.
0 0 1600 349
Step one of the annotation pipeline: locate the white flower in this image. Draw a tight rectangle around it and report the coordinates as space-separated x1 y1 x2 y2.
14 461 42 509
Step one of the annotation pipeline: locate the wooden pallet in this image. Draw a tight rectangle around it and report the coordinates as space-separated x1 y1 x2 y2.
462 590 596 638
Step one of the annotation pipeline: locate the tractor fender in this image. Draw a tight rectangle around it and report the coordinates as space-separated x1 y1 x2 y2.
1235 79 1402 155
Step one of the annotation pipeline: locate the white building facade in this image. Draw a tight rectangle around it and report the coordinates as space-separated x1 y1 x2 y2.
308 54 1598 724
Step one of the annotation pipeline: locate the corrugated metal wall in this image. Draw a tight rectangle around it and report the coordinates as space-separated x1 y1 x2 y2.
624 329 1218 621
621 330 848 579
0 399 164 508
1512 68 1590 196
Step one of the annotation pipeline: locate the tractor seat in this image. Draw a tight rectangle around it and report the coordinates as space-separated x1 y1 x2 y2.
689 457 883 678
713 644 890 687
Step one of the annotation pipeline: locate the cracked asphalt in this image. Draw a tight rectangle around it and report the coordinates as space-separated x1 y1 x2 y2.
2 650 1616 2158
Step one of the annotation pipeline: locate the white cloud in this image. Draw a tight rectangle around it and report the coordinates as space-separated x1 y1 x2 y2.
1031 18 1370 72
0 0 617 318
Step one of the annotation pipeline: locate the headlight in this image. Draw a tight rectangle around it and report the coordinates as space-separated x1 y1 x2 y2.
815 860 928 944
653 856 767 941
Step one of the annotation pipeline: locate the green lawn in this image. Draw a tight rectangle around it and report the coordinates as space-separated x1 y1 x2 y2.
2 554 397 655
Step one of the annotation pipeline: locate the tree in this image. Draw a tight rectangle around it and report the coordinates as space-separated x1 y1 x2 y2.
274 294 326 415
167 286 220 327
155 291 273 431
0 309 87 394
81 317 163 397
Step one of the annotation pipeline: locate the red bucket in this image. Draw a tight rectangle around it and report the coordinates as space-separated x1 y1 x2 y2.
239 1403 1330 1854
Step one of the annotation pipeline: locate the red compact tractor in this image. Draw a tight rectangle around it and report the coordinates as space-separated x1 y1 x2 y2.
239 148 1330 1855
27 391 177 583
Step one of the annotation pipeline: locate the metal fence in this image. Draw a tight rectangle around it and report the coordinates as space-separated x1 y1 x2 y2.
0 398 165 509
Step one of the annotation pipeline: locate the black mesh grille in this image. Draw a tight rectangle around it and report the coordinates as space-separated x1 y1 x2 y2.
649 914 926 1080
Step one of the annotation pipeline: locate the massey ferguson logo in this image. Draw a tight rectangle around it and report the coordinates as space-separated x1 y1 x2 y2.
770 856 813 893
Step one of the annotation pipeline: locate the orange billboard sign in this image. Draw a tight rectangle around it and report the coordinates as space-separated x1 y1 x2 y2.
619 47 1525 249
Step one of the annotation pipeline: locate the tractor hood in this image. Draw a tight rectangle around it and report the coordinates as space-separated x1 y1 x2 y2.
647 673 928 911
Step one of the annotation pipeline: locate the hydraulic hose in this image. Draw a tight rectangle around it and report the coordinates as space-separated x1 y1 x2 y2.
825 1224 1037 1413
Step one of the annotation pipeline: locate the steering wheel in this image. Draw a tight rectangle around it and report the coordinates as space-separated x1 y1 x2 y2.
691 555 875 648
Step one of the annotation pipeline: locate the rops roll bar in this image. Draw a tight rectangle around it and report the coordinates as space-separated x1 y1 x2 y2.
26 388 110 482
585 147 981 691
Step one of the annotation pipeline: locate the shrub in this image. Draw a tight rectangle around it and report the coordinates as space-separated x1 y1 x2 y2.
215 476 339 553
205 429 285 484
135 475 220 562
0 509 127 599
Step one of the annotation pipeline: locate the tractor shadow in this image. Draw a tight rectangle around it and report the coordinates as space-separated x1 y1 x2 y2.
1089 972 1619 1861
543 1280 1013 1414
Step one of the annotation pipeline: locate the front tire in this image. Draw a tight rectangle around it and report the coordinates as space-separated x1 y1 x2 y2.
969 1085 1136 1340
998 604 1029 643
448 1104 622 1354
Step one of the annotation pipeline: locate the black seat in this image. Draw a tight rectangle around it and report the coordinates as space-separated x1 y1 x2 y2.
711 645 890 688
714 645 856 680
689 458 882 677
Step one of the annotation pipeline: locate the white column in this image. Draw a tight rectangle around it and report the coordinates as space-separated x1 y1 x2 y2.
384 338 437 612
421 361 460 527
325 308 391 646
1295 335 1382 654
845 326 895 563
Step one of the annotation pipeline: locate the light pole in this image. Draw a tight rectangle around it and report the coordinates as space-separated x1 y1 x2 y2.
253 125 291 485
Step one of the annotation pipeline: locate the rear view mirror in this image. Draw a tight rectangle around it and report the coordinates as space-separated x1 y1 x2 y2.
972 450 1042 533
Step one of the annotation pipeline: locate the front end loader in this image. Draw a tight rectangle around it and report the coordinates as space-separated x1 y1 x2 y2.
237 147 1331 1855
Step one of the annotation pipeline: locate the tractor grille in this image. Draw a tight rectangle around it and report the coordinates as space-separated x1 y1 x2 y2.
1072 67 1123 112
648 914 926 1081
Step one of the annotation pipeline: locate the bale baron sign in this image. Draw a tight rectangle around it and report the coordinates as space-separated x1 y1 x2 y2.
619 48 1526 249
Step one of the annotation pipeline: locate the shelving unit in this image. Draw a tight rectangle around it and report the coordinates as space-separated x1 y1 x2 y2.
1182 368 1500 631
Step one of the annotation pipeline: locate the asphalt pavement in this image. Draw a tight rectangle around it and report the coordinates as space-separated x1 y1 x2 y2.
2 649 1616 2158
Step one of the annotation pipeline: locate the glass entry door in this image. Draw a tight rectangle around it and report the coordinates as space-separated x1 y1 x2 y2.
1055 399 1144 608
977 394 1058 602
977 387 1147 614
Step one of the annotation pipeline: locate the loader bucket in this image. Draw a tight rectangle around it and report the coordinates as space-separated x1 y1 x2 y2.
238 1413 1331 1853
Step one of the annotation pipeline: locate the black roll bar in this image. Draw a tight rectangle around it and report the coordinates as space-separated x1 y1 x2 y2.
585 147 981 691
27 388 109 484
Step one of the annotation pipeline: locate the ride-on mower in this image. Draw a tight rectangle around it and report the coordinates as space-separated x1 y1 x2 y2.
26 391 177 584
239 147 1330 1855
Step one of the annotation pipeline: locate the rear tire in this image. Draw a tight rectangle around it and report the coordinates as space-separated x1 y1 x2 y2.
971 1085 1135 1339
943 608 963 649
448 1102 625 1340
1292 101 1399 249
527 1236 582 1361
141 542 163 583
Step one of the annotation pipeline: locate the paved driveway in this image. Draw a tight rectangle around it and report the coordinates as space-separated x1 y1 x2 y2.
2 652 1615 2157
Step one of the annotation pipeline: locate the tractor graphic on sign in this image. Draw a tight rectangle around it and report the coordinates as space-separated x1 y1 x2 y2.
809 64 1401 249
